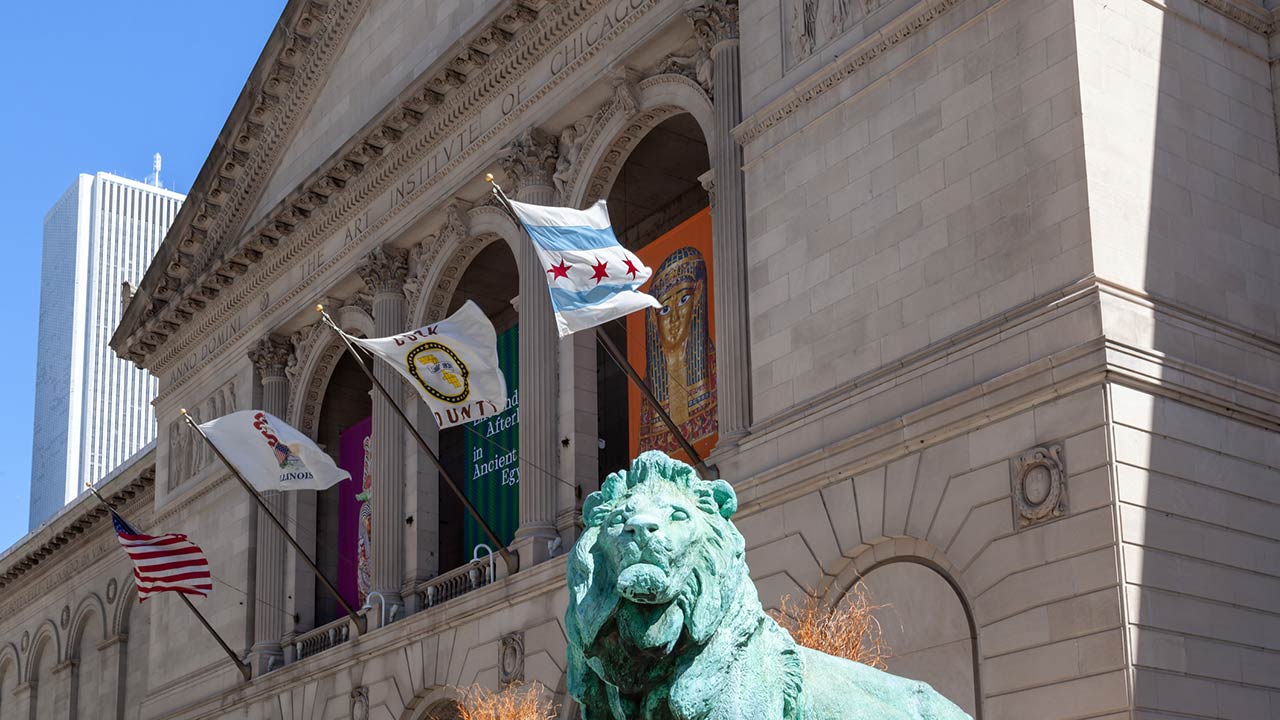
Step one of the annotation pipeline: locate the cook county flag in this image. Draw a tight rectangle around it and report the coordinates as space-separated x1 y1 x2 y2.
347 300 508 429
199 411 351 492
508 198 661 337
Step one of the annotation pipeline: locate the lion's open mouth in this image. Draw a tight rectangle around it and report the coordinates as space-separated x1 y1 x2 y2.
616 563 672 604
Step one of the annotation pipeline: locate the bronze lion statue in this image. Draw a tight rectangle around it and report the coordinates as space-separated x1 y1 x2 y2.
565 451 971 720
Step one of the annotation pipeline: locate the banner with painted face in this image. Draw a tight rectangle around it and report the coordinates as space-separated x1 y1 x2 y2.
626 208 718 464
347 300 508 429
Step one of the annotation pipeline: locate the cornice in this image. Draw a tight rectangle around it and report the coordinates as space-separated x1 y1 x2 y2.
145 0 667 397
0 458 155 591
113 0 373 365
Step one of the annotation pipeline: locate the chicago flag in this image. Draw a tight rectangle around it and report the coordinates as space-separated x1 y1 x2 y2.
509 198 661 337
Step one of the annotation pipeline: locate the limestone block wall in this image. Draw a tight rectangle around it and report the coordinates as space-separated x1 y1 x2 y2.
1075 0 1280 341
1109 384 1280 719
739 0 1093 423
737 386 1127 719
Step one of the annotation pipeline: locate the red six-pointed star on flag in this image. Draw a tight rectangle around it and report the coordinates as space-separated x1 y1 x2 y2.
547 259 571 280
623 257 640 279
590 258 610 284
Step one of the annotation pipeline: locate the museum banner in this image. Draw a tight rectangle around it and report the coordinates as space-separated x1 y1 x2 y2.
626 208 718 464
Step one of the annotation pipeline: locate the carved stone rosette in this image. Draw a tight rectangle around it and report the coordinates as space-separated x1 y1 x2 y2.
498 127 558 192
1012 444 1067 528
248 336 293 379
500 631 525 684
358 245 410 296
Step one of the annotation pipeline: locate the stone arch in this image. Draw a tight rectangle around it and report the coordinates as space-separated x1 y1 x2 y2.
287 303 376 439
0 642 18 688
25 619 59 683
111 577 136 637
66 594 107 659
408 203 522 328
827 543 982 719
400 688 464 720
566 74 715 209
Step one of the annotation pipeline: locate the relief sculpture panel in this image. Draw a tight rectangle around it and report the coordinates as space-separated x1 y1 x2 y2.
167 379 237 490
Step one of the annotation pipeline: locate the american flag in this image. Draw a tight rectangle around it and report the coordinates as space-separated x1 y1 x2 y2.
111 511 213 601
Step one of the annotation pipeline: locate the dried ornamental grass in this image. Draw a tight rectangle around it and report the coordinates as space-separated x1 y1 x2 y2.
770 583 889 669
446 681 560 720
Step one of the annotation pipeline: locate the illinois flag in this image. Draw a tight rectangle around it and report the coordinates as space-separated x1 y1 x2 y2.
199 411 351 492
347 300 508 429
509 198 661 337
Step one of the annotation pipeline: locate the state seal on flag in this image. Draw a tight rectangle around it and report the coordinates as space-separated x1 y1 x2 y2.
407 341 471 403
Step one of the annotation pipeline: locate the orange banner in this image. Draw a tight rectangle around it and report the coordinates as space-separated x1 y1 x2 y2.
627 208 717 463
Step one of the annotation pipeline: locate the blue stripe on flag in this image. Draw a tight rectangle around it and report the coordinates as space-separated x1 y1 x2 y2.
526 223 620 252
549 283 648 311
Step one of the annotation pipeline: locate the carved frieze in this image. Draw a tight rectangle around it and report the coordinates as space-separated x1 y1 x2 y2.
786 0 866 67
168 379 237 490
1012 444 1067 528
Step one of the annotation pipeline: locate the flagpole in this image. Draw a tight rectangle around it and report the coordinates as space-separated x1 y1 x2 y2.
85 484 252 682
180 411 368 635
593 327 713 479
484 174 714 479
315 306 520 577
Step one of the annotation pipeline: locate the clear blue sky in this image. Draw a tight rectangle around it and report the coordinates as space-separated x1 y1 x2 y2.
0 2 286 550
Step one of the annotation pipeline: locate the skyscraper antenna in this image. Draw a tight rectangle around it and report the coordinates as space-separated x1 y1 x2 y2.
152 153 162 188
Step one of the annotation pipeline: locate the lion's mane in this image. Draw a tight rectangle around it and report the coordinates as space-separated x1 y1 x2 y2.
565 452 805 719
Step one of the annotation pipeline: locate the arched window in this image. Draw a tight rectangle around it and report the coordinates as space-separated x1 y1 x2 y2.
596 114 714 478
71 611 105 718
313 351 373 626
860 561 980 717
0 653 18 720
436 240 520 573
121 596 152 720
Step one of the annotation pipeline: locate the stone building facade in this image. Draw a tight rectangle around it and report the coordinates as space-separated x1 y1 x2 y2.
1 0 1277 718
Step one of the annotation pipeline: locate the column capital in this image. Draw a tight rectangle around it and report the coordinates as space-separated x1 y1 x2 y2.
685 0 739 50
249 335 293 379
498 127 559 194
358 245 410 296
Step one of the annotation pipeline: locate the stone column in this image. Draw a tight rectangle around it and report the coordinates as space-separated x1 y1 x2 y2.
49 659 74 718
499 128 561 568
358 247 410 617
689 0 751 449
247 336 292 674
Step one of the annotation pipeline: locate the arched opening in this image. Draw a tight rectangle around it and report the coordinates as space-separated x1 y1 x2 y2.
436 240 520 574
858 560 980 717
419 698 463 720
596 113 714 478
28 634 56 719
72 612 105 718
121 597 152 720
0 655 17 720
313 351 373 626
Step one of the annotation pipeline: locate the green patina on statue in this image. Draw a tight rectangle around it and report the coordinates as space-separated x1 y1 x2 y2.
566 452 972 720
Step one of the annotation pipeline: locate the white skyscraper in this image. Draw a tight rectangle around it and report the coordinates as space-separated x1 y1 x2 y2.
29 169 184 528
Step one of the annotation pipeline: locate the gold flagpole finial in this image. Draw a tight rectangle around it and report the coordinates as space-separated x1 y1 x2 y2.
484 173 494 184
316 303 325 313
179 407 188 416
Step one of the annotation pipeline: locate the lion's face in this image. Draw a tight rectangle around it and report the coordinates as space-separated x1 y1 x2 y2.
598 483 711 605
